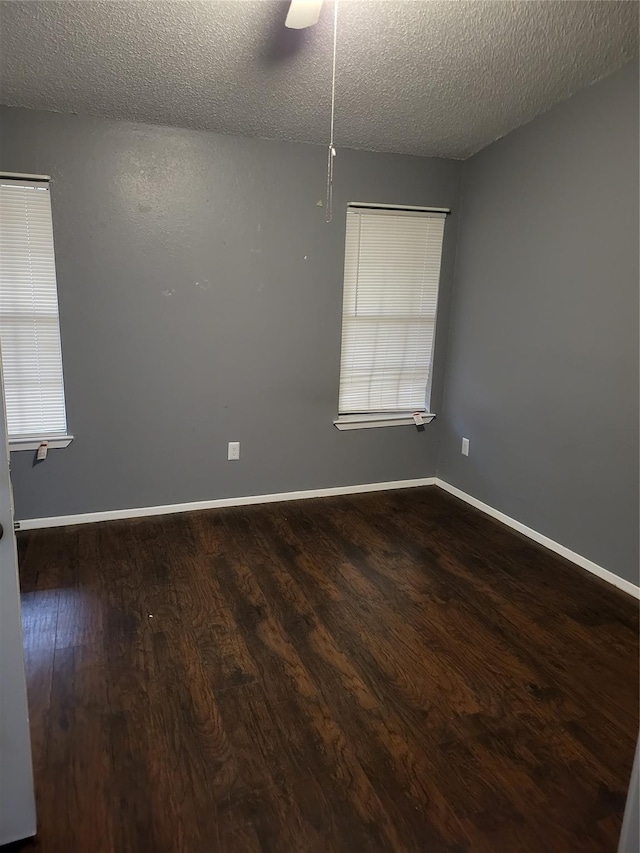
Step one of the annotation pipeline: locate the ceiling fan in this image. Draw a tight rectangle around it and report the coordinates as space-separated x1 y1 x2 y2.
285 0 337 222
285 0 324 29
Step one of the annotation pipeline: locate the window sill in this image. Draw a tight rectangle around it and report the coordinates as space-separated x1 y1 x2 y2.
9 434 74 451
334 414 436 431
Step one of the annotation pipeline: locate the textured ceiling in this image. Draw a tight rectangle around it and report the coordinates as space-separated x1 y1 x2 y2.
0 1 637 159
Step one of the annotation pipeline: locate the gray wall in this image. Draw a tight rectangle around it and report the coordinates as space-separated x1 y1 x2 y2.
0 107 462 519
438 61 639 585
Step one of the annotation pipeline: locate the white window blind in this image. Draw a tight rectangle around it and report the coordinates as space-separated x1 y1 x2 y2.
338 205 446 416
0 179 68 439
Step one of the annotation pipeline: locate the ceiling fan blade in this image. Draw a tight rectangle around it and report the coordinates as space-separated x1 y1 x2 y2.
285 0 323 29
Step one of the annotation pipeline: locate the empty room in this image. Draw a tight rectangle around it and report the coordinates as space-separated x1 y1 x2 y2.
0 1 638 851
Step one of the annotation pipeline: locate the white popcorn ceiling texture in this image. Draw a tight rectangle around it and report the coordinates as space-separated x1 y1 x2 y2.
0 1 637 159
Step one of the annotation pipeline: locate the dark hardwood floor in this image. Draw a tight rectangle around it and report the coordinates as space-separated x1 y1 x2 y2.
13 486 639 852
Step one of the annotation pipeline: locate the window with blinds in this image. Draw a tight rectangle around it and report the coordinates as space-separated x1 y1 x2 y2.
0 178 68 440
337 205 446 421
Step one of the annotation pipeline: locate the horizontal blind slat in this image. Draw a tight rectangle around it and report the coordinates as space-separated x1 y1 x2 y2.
339 208 445 414
0 183 68 438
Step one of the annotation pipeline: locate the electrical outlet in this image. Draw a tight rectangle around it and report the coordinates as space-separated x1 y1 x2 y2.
228 441 240 461
461 437 470 456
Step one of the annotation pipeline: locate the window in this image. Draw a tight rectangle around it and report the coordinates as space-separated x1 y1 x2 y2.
335 204 447 430
0 176 71 448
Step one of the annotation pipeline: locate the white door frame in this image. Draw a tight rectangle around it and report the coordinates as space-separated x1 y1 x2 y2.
0 346 36 844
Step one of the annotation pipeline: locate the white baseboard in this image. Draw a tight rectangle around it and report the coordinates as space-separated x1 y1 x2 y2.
17 474 638 600
435 478 640 599
17 477 437 531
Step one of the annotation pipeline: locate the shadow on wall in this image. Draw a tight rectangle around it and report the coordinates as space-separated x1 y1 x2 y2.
261 1 311 64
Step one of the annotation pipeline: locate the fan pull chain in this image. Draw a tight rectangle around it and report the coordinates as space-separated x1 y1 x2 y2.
326 0 338 223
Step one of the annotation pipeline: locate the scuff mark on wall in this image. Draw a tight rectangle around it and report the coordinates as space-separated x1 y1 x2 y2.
161 289 176 297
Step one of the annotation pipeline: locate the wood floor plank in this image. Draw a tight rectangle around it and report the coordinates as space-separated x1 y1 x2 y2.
141 628 228 852
214 681 299 797
339 491 638 730
216 513 414 849
107 708 164 853
15 486 639 852
37 645 114 853
260 500 562 745
220 508 553 850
